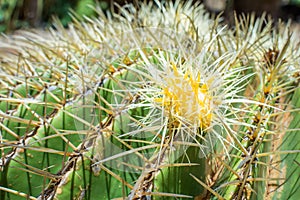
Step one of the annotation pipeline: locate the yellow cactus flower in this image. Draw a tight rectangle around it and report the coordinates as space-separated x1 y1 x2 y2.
156 63 213 129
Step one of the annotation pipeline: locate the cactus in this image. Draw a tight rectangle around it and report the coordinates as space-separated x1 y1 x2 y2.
0 1 299 199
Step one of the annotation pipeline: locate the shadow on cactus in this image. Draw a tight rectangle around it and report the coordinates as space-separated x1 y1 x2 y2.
0 1 299 199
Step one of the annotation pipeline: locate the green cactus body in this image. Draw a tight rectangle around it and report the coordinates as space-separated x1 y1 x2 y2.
0 1 299 199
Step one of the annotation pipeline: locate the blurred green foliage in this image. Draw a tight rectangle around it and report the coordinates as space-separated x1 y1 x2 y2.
291 0 300 4
0 0 19 32
0 0 109 33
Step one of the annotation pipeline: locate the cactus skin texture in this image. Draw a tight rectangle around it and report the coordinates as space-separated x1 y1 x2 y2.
0 1 299 200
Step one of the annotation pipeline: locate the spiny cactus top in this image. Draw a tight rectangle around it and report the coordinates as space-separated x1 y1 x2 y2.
0 1 299 200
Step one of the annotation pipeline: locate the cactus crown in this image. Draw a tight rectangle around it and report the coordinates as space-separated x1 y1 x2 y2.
0 1 299 200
